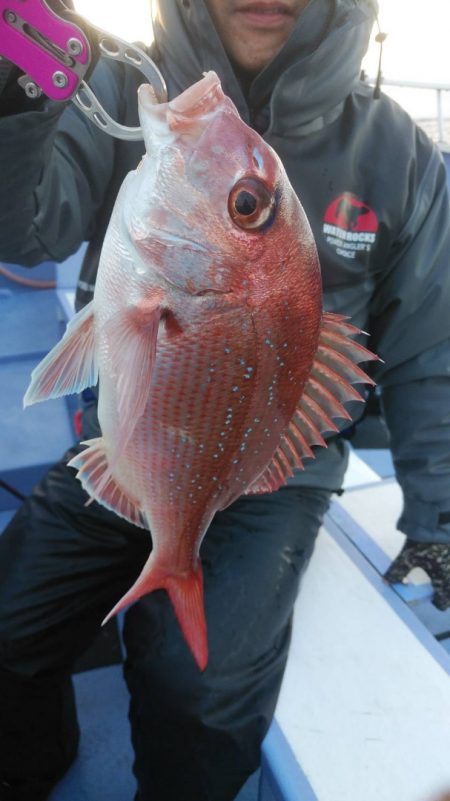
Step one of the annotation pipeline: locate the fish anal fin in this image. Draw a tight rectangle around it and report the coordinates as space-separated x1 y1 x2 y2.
24 301 97 407
68 439 146 529
103 556 208 671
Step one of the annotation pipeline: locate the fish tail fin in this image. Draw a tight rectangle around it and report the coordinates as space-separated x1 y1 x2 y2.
103 556 208 671
165 567 208 671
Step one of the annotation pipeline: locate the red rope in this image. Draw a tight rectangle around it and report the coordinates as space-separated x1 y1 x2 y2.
0 263 56 289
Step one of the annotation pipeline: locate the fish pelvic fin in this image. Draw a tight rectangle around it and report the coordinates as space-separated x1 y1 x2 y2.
68 438 146 529
24 301 98 407
103 556 208 671
245 311 380 495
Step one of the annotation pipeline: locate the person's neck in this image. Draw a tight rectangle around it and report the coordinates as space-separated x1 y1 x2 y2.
231 63 258 100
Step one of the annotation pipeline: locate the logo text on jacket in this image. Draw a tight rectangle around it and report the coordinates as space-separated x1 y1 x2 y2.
323 192 379 260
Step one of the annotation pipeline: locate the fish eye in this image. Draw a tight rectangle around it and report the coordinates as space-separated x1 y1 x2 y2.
228 177 276 231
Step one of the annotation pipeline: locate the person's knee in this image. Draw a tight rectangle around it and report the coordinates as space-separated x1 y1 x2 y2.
123 597 209 709
123 593 290 731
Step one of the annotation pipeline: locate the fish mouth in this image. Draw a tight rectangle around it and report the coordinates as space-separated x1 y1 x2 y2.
139 72 229 123
138 72 231 139
168 71 227 119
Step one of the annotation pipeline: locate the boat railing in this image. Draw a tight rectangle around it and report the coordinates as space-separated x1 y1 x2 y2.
362 74 450 150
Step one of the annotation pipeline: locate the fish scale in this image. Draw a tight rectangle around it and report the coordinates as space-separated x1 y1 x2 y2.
24 71 378 670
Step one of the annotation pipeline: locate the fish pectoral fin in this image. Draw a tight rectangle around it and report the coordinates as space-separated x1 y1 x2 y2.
24 301 98 407
68 438 146 529
245 312 378 495
106 294 165 442
103 555 208 671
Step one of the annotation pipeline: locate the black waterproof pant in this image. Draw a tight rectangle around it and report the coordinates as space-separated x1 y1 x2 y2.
0 434 332 801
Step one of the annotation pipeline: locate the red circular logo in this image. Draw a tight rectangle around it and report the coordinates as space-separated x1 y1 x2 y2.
324 192 378 233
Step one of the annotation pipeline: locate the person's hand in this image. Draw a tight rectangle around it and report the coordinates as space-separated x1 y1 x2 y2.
384 539 450 611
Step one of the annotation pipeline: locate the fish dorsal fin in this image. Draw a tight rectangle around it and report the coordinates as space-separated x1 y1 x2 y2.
245 312 378 495
106 293 165 456
68 438 147 529
24 301 98 407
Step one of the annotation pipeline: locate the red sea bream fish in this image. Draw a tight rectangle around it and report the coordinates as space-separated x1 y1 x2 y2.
24 71 377 669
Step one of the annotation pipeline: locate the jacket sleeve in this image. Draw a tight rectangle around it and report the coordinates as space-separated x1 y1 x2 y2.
369 142 450 545
0 59 119 266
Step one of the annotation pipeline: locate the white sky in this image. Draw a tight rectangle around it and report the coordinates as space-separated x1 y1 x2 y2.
74 0 450 119
363 0 450 118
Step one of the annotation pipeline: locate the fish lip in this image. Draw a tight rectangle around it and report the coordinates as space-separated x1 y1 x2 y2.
168 71 226 118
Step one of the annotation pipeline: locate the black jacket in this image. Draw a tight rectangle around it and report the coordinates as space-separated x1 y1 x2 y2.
0 0 449 543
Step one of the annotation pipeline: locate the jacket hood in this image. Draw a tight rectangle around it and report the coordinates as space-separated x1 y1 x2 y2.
151 0 378 136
